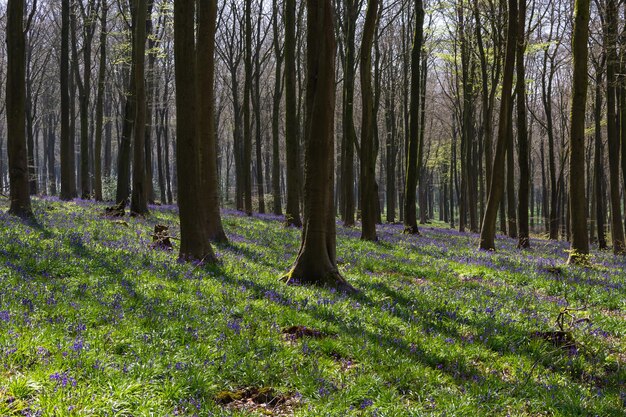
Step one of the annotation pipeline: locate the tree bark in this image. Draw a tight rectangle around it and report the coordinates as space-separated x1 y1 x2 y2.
243 0 253 215
283 0 353 292
403 0 425 235
94 0 108 201
130 0 149 215
359 0 379 241
284 0 302 227
516 0 529 248
593 59 607 249
174 0 217 262
271 0 283 216
197 0 227 243
60 0 76 200
606 0 626 254
479 0 517 251
567 0 590 264
6 0 32 217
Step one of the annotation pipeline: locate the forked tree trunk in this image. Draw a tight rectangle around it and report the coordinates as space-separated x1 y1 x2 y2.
283 0 353 292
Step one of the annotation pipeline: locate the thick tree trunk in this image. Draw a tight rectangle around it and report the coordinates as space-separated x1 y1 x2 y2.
197 0 227 243
479 0 517 250
359 0 379 241
131 0 149 215
174 0 217 262
567 0 591 263
283 0 353 292
6 0 32 217
403 0 425 235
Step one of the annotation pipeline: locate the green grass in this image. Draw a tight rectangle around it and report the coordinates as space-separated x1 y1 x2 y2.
0 197 624 416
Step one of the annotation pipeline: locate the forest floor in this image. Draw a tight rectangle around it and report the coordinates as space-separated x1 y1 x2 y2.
0 197 624 416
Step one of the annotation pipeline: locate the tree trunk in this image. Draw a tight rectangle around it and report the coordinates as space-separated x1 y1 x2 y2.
116 75 135 204
47 114 56 195
271 0 283 216
60 0 76 200
243 0 253 215
567 0 591 263
594 60 607 249
284 0 302 227
479 0 517 251
283 0 353 292
131 0 149 215
6 0 32 217
340 0 358 227
506 105 517 239
174 0 217 262
403 0 425 235
94 0 108 201
516 0 529 248
197 0 227 243
359 0 379 241
606 0 626 254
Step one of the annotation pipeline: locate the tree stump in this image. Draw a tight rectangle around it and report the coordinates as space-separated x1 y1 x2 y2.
152 224 173 250
104 201 126 217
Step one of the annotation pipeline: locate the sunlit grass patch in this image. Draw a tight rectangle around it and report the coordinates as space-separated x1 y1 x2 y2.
0 197 624 416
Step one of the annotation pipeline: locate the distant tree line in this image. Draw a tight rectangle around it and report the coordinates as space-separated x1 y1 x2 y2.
0 0 611 284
